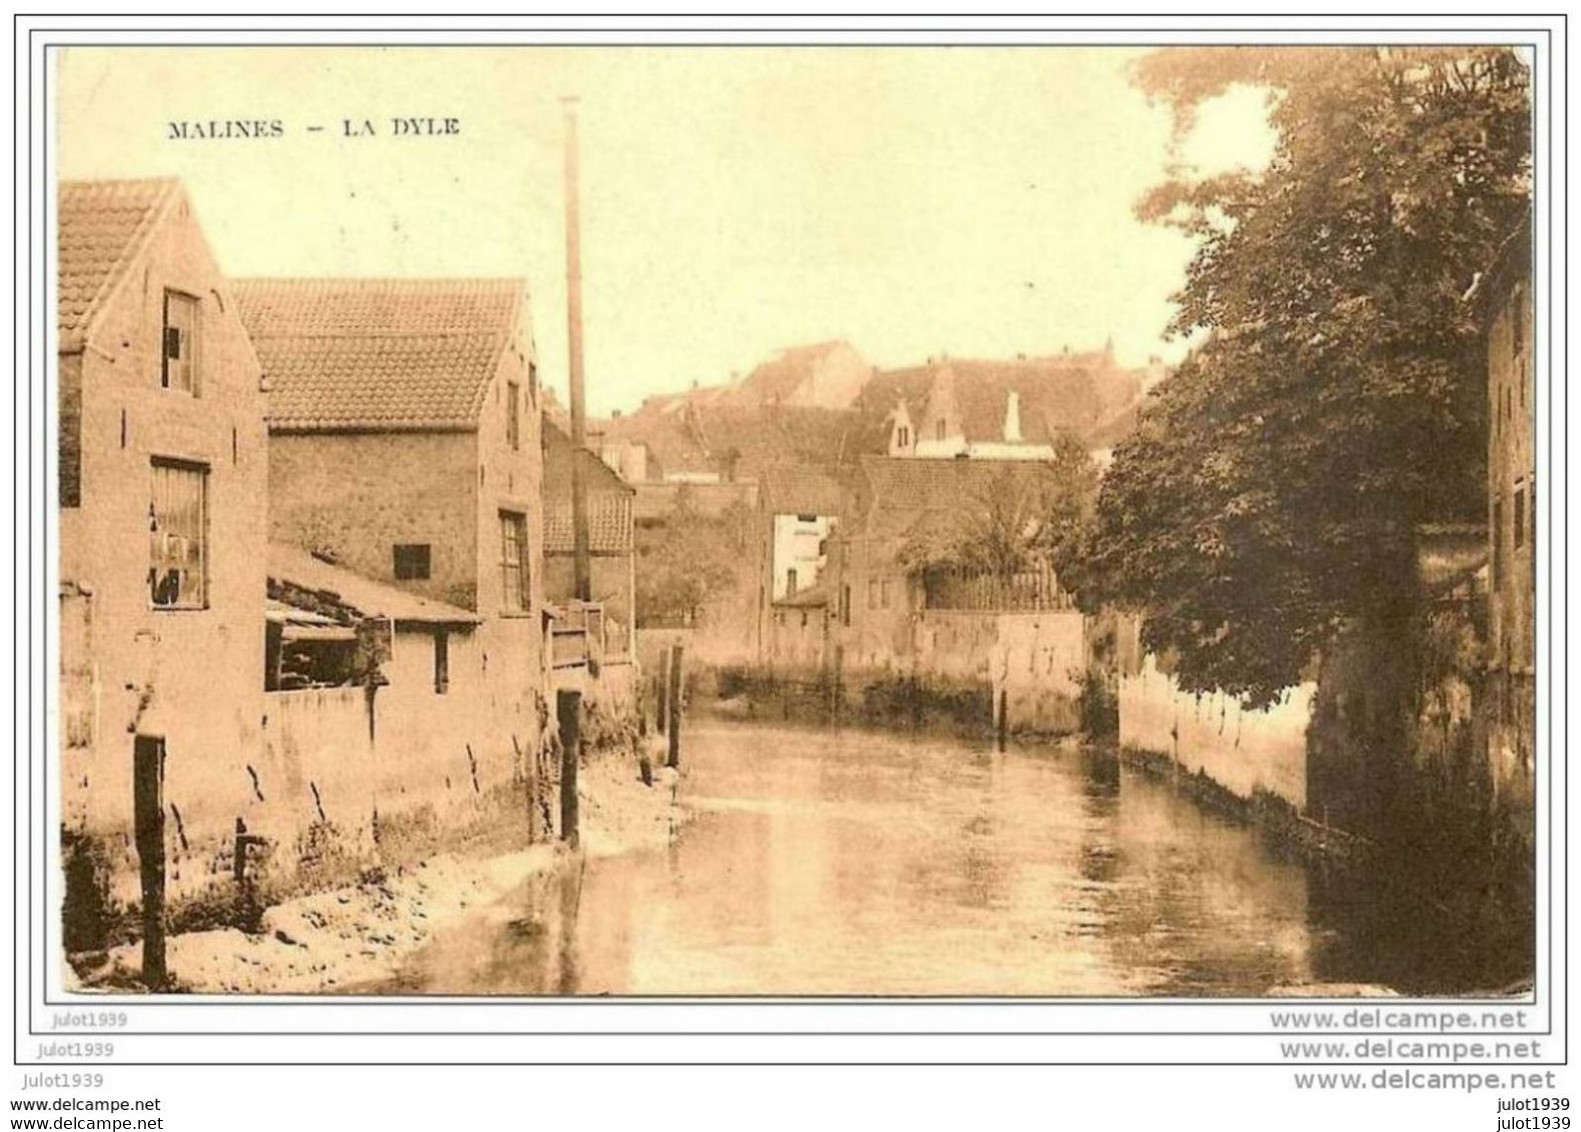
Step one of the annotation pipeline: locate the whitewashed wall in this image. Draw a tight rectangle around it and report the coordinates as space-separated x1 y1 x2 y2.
1119 654 1313 811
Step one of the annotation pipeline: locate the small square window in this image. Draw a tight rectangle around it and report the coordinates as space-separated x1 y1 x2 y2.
393 544 431 580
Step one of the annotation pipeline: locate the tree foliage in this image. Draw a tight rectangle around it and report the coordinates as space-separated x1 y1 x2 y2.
902 435 1099 580
634 496 754 628
1093 46 1530 706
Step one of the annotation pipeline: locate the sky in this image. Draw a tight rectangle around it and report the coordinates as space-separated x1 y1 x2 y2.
56 47 1276 417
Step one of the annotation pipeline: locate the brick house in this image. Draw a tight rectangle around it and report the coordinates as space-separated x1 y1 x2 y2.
1483 219 1535 813
235 278 549 789
57 178 270 916
541 416 637 664
768 583 833 671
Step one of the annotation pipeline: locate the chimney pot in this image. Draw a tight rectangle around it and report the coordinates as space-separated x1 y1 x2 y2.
1004 389 1023 443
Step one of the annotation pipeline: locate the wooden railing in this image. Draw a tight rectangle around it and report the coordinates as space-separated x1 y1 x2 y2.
922 561 1074 612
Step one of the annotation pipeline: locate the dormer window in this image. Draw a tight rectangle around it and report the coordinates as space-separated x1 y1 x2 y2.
161 290 201 395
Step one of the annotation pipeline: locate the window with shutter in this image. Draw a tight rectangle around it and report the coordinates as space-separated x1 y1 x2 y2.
161 291 201 395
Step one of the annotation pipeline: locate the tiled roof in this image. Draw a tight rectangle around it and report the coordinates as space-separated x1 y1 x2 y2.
732 340 853 404
541 418 635 555
865 358 1109 444
58 178 181 352
774 581 831 609
544 496 633 556
1084 396 1144 450
235 278 525 430
268 543 481 625
596 400 866 482
758 462 845 516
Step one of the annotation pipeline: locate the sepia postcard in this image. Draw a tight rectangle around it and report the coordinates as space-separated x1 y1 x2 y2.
48 39 1538 1009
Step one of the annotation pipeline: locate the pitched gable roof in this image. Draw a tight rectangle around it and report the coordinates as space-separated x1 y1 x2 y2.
732 340 856 405
596 399 866 482
57 177 182 352
542 417 634 497
868 358 1108 445
234 278 526 431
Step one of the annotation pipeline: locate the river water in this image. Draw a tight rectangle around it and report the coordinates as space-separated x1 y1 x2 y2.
376 719 1493 997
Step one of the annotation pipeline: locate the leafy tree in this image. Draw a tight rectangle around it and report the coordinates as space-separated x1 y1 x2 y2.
903 435 1099 583
634 495 753 628
1093 46 1530 707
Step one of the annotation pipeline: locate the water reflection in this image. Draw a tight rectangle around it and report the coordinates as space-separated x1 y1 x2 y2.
378 720 1487 996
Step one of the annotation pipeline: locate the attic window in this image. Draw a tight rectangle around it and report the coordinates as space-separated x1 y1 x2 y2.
161 290 201 395
394 543 431 580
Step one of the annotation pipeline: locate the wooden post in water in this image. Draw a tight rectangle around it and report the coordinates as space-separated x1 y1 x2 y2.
666 642 684 768
132 735 166 989
656 646 670 734
557 689 581 849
